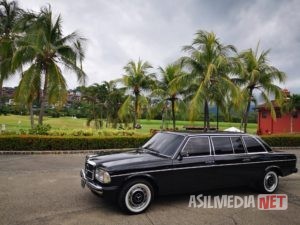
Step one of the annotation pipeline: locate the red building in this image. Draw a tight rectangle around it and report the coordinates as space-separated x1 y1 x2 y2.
257 102 300 135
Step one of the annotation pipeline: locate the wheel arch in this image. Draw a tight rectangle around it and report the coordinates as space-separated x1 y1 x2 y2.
265 165 283 176
122 174 159 196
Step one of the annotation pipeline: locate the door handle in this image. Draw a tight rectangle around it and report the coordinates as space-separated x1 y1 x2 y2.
242 158 251 162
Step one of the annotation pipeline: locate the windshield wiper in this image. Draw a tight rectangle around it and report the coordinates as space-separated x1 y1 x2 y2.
142 147 169 158
143 147 160 154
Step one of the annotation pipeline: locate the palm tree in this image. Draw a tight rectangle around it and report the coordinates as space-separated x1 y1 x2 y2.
172 30 238 130
237 44 286 132
119 59 155 128
80 84 108 129
0 0 22 97
12 6 86 125
152 63 185 130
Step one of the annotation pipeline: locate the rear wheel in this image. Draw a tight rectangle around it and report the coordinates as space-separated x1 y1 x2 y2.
118 179 153 214
259 171 279 193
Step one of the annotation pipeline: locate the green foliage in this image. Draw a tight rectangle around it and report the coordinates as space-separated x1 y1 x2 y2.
28 124 51 135
0 135 150 150
12 6 86 126
237 43 286 132
261 135 300 147
0 134 299 151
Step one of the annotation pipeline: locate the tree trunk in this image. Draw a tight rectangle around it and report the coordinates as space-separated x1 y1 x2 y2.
216 105 219 131
0 79 3 107
29 103 34 128
92 102 98 129
243 89 253 133
38 69 48 125
133 93 138 129
171 99 176 130
204 99 210 131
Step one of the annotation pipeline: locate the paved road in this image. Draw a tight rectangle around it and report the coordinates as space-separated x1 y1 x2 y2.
0 150 299 225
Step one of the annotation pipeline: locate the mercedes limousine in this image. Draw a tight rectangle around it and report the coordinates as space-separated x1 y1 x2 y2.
80 132 297 214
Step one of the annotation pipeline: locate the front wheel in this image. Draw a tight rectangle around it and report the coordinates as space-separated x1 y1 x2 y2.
260 171 279 193
118 179 153 214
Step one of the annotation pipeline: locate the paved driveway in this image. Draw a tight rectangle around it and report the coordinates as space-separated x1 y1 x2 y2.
0 150 299 225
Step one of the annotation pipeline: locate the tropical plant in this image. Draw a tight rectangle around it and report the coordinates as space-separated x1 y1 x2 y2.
236 44 286 132
103 80 127 128
152 63 185 129
0 0 22 97
80 83 108 129
118 59 156 128
172 30 238 130
12 6 86 125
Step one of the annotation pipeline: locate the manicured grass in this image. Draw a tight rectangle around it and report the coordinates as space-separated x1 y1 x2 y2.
0 115 257 134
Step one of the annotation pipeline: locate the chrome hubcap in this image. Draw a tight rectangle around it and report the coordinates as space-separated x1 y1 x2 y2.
125 183 151 213
264 171 278 192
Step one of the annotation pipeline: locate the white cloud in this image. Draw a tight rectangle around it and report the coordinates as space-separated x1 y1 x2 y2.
4 0 300 93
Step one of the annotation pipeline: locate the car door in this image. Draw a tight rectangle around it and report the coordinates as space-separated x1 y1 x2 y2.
211 136 249 188
171 136 216 193
242 136 268 180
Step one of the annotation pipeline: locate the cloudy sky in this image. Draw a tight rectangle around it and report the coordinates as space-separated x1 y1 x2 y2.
5 0 300 93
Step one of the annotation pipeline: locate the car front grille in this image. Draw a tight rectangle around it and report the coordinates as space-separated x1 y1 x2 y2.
85 162 95 180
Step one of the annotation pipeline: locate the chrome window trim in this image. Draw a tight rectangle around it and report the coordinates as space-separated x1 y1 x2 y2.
172 136 188 159
110 158 296 178
242 135 267 153
144 133 186 159
230 136 246 154
211 136 235 155
180 136 211 158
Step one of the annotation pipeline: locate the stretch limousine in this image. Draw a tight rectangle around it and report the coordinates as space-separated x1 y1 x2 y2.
80 131 297 214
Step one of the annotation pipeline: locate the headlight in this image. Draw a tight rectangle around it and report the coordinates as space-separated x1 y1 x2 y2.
95 168 111 183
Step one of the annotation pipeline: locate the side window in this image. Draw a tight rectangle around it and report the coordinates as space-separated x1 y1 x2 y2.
182 137 210 157
231 137 245 154
243 136 266 153
212 137 233 155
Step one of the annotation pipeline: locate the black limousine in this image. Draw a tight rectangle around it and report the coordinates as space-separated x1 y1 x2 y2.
80 132 297 214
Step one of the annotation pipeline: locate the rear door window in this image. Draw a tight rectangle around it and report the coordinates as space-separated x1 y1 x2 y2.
243 136 266 153
211 137 234 155
230 137 245 154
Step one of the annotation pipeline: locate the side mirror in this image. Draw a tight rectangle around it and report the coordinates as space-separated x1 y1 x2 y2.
178 151 189 160
178 152 183 161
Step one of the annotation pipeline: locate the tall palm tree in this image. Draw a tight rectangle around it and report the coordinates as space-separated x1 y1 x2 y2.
152 63 185 130
12 6 86 125
237 45 286 132
119 59 155 128
172 30 238 130
80 84 108 129
0 0 22 97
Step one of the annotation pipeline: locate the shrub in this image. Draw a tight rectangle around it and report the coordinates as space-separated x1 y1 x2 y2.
48 130 68 136
0 135 151 151
261 135 300 147
28 124 52 135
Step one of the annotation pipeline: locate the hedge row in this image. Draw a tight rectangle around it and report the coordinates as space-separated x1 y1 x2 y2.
0 134 299 151
0 135 151 151
261 135 300 147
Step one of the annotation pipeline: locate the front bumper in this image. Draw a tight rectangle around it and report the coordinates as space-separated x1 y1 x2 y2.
80 169 119 196
80 169 103 195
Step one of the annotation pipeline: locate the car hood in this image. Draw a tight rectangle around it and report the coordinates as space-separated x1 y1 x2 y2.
87 150 172 174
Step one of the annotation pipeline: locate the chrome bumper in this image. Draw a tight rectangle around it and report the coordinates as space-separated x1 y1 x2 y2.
80 169 103 195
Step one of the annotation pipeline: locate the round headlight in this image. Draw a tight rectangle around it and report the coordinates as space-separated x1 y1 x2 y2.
95 168 111 183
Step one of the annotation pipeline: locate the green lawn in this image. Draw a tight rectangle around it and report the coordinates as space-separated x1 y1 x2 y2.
0 115 257 134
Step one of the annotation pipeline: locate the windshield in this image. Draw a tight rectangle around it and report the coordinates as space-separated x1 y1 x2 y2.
143 133 185 157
